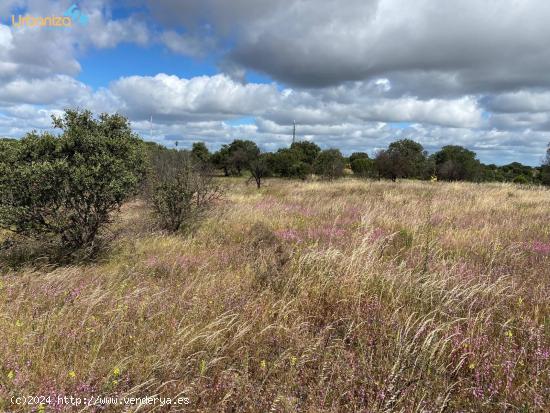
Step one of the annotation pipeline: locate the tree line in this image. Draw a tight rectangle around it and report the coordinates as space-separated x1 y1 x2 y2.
183 137 550 187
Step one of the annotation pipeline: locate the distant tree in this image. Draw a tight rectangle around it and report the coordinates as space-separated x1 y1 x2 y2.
0 109 147 252
374 150 394 181
499 162 535 182
479 163 505 182
512 175 529 184
541 142 550 185
351 157 376 178
433 145 481 181
191 142 210 164
210 140 259 176
314 149 345 180
211 145 231 176
248 153 272 188
389 139 427 178
270 148 293 176
270 148 311 178
375 139 427 181
349 152 369 165
290 141 321 165
227 139 260 176
288 161 311 180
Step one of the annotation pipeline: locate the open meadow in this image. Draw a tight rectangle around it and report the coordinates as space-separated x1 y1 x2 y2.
1 179 549 412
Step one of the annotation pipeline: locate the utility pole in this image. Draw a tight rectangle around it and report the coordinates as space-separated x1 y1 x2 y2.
292 120 296 144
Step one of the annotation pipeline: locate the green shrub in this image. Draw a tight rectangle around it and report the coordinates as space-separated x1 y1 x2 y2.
150 153 222 232
289 161 311 180
513 175 529 184
0 109 147 254
351 158 376 178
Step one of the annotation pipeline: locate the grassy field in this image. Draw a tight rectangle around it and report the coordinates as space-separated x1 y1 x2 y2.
1 179 549 412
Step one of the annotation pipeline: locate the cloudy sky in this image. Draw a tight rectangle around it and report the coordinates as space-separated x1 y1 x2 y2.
1 0 550 165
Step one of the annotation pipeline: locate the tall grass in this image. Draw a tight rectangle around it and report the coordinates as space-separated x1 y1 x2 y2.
1 179 549 412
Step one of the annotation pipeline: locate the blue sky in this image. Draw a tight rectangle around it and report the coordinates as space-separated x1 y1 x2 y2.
0 0 549 165
77 44 220 87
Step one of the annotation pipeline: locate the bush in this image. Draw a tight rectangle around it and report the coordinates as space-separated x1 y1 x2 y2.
150 153 222 232
351 158 376 178
289 161 312 180
0 138 18 163
0 109 147 254
191 142 211 164
245 222 290 290
513 175 529 184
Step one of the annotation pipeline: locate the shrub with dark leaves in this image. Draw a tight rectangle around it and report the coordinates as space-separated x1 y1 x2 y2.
0 109 146 255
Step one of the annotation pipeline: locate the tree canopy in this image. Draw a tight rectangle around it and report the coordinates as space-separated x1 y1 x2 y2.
433 145 481 181
0 109 147 252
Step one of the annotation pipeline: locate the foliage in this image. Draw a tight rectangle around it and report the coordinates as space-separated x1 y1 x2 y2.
512 174 529 184
540 143 550 186
350 157 376 178
0 138 19 163
288 161 311 180
433 145 481 181
269 148 311 179
500 162 538 183
541 167 550 185
150 152 222 232
375 139 428 181
248 153 272 188
191 142 211 165
229 140 261 176
211 140 260 176
289 141 321 165
206 138 549 185
349 151 369 165
211 144 231 176
314 149 345 179
0 109 146 253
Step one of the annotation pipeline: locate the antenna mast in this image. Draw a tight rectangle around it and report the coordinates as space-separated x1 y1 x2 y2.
292 120 296 144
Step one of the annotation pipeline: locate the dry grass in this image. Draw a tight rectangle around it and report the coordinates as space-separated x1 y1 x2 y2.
1 179 549 412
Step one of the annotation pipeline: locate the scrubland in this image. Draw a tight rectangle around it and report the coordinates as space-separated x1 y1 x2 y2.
1 179 549 412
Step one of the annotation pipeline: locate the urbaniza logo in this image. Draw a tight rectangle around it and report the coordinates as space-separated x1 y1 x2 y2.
11 4 89 28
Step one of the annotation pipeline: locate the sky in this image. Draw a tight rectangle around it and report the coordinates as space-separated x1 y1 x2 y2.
1 1 550 165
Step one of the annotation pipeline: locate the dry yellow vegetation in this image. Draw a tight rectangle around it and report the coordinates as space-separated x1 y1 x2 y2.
1 179 549 412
